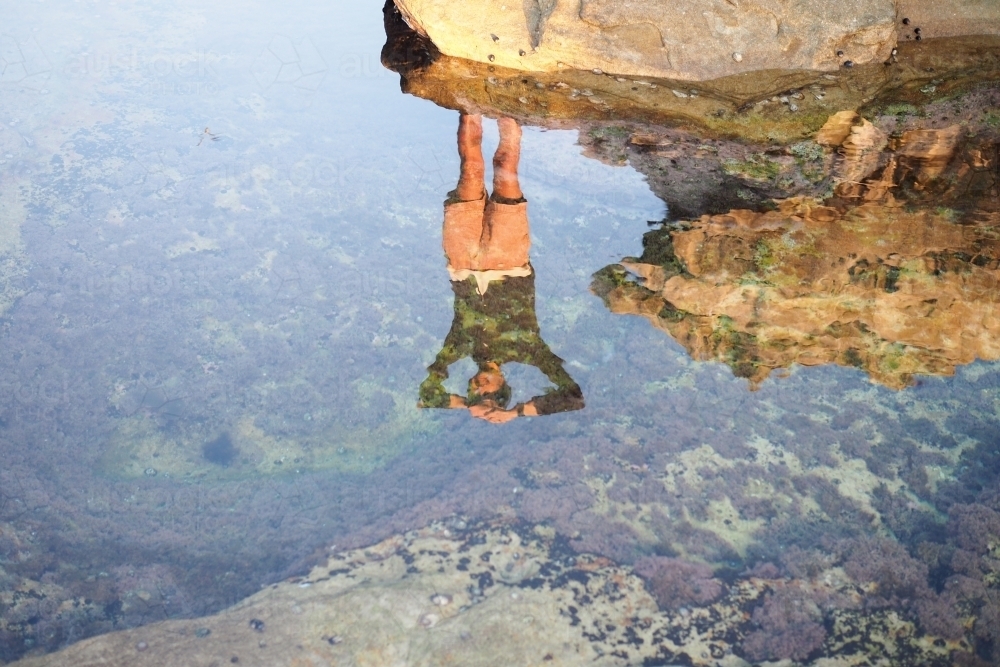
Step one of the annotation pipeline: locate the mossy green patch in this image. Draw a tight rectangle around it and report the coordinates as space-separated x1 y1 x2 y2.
753 238 777 272
710 315 760 379
722 154 782 181
935 207 959 222
789 141 824 163
883 103 920 117
789 141 827 183
588 125 629 140
99 382 437 481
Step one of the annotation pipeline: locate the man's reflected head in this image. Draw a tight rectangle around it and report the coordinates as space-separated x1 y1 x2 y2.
467 362 512 409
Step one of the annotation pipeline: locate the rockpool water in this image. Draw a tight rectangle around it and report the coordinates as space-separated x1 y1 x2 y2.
1 0 1000 664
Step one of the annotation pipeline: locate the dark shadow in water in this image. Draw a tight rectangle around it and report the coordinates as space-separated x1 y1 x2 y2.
202 432 238 467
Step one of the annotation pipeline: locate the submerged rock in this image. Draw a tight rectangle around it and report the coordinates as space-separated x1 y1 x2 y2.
6 520 968 667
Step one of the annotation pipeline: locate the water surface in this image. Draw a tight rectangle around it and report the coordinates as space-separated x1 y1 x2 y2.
2 1 1000 664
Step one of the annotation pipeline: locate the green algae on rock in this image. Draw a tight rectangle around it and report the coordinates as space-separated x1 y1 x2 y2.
99 385 435 481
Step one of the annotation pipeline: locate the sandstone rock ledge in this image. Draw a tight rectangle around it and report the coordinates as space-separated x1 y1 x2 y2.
384 1 1000 144
394 0 1000 82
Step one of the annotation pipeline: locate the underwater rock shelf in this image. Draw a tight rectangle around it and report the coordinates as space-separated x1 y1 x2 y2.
7 520 970 667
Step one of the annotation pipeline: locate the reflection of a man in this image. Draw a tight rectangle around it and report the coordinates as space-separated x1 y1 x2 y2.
418 114 584 423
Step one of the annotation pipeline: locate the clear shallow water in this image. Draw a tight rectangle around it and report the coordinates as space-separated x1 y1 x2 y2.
2 1 1000 664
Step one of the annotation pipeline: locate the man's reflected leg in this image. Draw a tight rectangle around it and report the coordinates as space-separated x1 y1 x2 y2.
456 113 485 201
493 117 523 201
443 113 489 272
480 117 529 271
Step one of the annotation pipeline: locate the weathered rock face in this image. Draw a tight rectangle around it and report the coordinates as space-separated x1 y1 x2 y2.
593 117 1000 389
394 0 900 81
384 1 1000 143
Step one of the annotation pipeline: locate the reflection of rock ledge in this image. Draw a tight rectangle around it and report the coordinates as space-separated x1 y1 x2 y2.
596 196 1000 389
591 101 1000 389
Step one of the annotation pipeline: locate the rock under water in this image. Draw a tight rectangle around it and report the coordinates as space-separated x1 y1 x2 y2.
6 520 971 667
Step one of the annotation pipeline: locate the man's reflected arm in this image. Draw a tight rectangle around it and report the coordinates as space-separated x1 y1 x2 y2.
417 342 469 408
519 349 584 416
